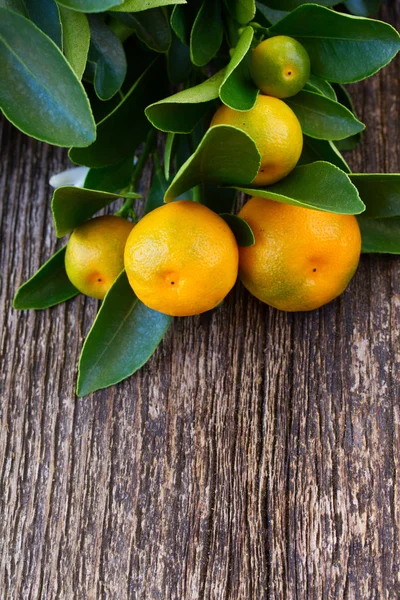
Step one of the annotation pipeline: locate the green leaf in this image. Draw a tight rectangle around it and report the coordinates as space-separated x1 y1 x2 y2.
167 32 192 84
77 271 172 396
165 125 261 202
59 6 90 80
357 216 400 254
70 58 165 167
52 186 140 237
144 165 168 214
219 213 255 247
84 155 134 193
304 74 337 101
170 3 193 45
333 84 363 151
87 16 127 100
255 3 288 25
200 183 237 214
13 246 79 309
349 174 400 218
114 8 171 53
219 26 258 112
0 0 27 16
57 0 123 12
285 90 365 141
233 161 365 215
223 0 255 25
298 136 351 174
164 132 175 181
145 70 224 134
190 0 223 67
270 5 400 84
111 0 186 12
346 0 382 17
0 8 95 147
24 0 62 47
260 0 339 8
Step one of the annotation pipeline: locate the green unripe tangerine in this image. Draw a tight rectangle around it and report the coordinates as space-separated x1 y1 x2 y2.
250 35 311 99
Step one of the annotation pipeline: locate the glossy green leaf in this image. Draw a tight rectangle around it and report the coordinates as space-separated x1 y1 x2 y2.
223 0 255 25
298 136 351 173
84 156 134 193
70 58 164 167
145 70 224 134
88 16 127 100
270 5 400 83
349 174 400 218
0 0 27 16
57 0 123 12
144 166 168 214
285 90 365 141
333 84 363 151
304 74 337 101
77 271 172 396
167 32 192 84
164 133 175 181
165 125 261 202
114 9 171 53
0 9 95 147
346 0 382 17
13 246 78 309
52 186 140 237
190 0 223 67
170 3 193 45
219 26 258 112
219 213 255 247
111 0 186 12
233 162 365 215
59 7 90 80
24 0 62 47
358 216 400 254
255 3 288 25
260 0 339 8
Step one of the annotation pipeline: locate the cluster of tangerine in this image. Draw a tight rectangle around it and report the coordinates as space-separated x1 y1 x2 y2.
65 36 361 315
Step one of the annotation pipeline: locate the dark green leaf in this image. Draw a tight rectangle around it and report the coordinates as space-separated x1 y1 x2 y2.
24 0 62 47
270 5 400 83
219 213 255 247
111 0 186 11
219 26 258 112
57 0 123 12
170 3 193 45
59 6 90 80
114 8 171 53
358 216 400 254
145 70 224 134
164 132 175 181
190 0 223 67
200 183 237 214
350 174 400 218
304 74 336 101
255 3 288 25
261 0 339 8
52 186 140 237
285 90 365 141
223 0 255 25
0 9 95 147
346 0 382 17
165 125 261 202
167 32 192 84
77 271 172 396
144 166 168 214
233 161 365 215
0 0 28 16
84 156 134 193
298 136 351 173
70 58 165 167
88 16 127 100
333 84 363 151
13 246 79 309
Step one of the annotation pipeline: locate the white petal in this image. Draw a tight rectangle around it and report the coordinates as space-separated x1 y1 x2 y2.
49 166 90 189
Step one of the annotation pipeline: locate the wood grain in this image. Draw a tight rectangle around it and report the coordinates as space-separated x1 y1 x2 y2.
1 3 399 598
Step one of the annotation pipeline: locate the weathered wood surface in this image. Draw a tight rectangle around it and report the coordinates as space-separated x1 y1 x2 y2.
1 4 400 598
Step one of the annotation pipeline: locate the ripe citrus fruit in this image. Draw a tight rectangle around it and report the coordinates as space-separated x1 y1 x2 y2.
238 197 361 312
124 201 239 317
65 215 133 300
250 36 311 99
210 94 303 186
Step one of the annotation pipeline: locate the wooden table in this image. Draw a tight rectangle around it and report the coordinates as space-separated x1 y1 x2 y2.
1 4 399 598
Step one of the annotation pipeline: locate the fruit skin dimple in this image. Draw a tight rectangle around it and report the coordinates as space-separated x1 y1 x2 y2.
238 197 361 312
124 201 239 317
250 35 311 99
210 94 303 186
65 215 134 300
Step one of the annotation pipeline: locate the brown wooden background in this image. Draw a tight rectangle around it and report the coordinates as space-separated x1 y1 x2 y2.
1 3 400 598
